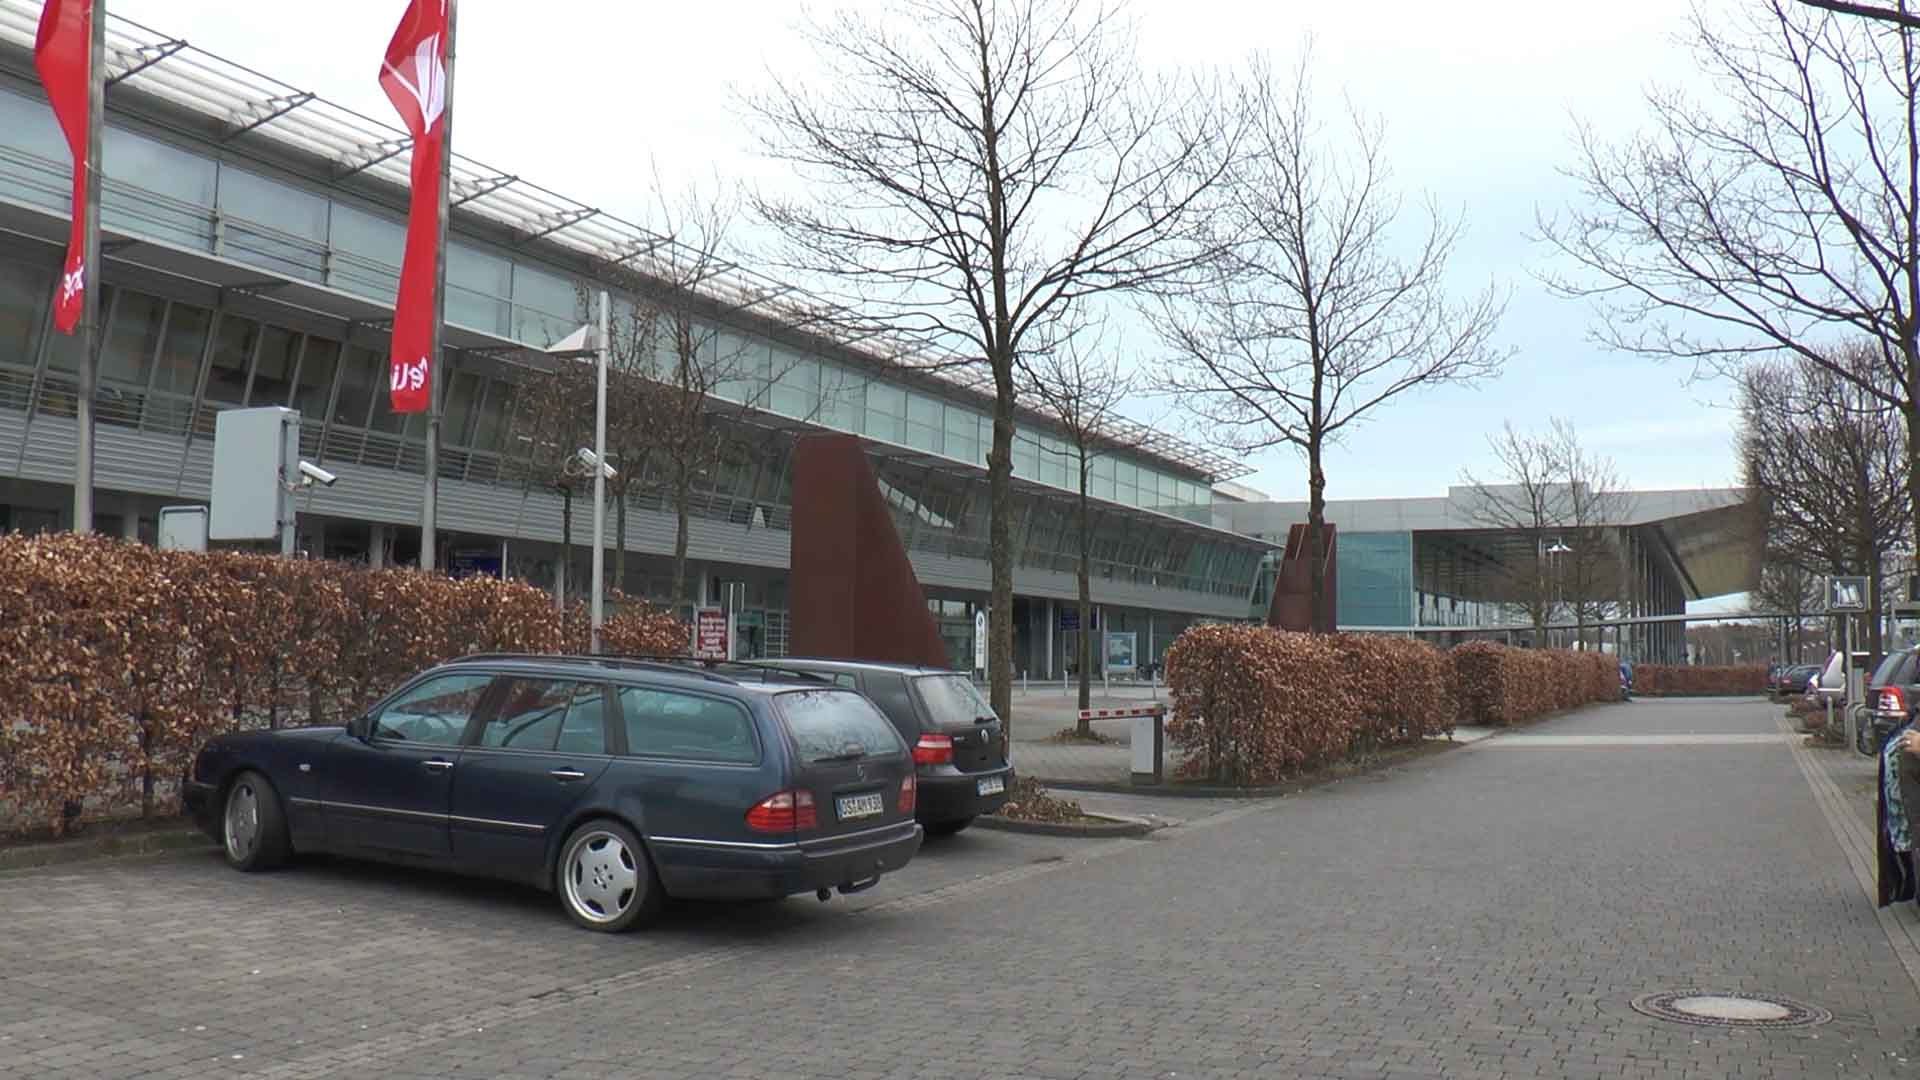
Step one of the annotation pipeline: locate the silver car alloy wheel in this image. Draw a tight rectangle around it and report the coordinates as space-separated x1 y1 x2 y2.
224 781 259 863
563 830 640 924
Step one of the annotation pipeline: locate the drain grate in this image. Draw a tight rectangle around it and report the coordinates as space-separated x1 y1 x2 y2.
1631 990 1832 1029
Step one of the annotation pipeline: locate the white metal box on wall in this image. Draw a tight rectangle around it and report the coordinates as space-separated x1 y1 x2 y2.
209 407 299 542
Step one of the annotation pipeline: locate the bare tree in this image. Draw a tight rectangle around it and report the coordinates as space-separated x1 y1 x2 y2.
507 357 597 606
1543 420 1631 649
593 177 800 613
744 0 1239 727
1021 323 1136 720
1153 55 1506 632
1796 0 1920 30
1460 423 1567 642
1541 1 1920 549
1751 555 1825 663
1738 345 1908 666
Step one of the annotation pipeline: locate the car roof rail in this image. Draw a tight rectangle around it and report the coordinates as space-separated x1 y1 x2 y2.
447 652 742 685
599 654 834 685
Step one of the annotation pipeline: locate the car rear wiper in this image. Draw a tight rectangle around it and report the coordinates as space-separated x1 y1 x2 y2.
811 747 868 764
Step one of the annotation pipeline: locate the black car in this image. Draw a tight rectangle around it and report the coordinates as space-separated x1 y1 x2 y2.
1864 648 1920 756
1775 664 1820 697
184 655 923 931
759 659 1012 836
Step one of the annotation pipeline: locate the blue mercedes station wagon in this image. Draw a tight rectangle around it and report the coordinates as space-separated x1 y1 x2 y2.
183 655 924 931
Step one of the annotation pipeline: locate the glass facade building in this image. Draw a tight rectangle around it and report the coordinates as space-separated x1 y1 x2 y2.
0 22 1268 676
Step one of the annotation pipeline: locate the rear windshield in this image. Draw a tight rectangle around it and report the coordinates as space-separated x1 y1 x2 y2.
1872 651 1909 687
913 674 997 726
777 689 906 763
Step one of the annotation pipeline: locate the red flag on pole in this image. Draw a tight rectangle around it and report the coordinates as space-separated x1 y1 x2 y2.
379 0 449 414
34 0 93 336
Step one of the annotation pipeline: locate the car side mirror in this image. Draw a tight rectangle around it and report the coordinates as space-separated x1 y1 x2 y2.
347 714 372 740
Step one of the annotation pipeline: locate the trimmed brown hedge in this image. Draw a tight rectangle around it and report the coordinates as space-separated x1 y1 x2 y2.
1451 642 1617 726
0 533 684 836
1164 629 1625 785
1630 664 1768 696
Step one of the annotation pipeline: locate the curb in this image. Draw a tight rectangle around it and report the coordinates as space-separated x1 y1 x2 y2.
0 825 212 873
1031 738 1463 799
974 812 1157 838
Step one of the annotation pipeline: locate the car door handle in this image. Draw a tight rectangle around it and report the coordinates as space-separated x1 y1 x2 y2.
549 768 587 782
422 759 455 772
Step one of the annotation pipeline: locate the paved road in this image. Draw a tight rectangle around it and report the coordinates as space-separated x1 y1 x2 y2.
5 697 1920 1078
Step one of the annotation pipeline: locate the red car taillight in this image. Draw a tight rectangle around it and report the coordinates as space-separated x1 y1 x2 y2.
912 733 954 766
898 773 917 814
746 789 817 833
1882 686 1908 714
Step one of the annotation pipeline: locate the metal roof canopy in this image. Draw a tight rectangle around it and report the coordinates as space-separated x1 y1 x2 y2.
0 0 1252 485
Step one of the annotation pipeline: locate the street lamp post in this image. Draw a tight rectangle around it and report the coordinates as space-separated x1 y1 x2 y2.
545 291 614 653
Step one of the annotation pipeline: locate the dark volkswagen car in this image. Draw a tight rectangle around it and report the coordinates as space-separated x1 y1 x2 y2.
184 655 923 931
1864 647 1920 757
759 659 1012 836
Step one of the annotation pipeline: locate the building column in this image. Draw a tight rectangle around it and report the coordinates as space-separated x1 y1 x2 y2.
120 497 139 542
1044 597 1055 681
369 523 387 569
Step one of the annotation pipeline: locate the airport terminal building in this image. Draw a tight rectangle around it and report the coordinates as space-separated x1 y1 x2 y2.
0 5 1268 676
1225 486 1762 663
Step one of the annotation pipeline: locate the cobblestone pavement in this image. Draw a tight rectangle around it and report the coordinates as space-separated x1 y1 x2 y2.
5 696 1920 1078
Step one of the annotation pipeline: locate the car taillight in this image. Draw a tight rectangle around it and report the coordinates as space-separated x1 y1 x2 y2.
913 733 954 766
899 773 917 814
1883 687 1908 714
746 789 817 833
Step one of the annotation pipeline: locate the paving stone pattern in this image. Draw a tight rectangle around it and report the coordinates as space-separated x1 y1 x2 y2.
4 697 1920 1078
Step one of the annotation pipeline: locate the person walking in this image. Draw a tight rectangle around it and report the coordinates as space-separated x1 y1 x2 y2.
1877 725 1920 907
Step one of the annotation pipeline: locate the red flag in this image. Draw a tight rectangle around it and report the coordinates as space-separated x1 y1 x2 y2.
379 0 450 414
34 0 92 336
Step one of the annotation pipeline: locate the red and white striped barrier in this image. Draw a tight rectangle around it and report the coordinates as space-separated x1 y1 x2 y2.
1077 705 1165 722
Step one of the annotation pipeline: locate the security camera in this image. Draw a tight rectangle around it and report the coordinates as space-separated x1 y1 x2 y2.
298 461 338 488
574 447 617 479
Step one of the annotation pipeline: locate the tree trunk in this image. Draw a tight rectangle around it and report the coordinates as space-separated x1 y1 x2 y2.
987 383 1015 735
1306 437 1329 634
1905 395 1920 554
1075 457 1093 724
558 486 572 610
671 470 692 615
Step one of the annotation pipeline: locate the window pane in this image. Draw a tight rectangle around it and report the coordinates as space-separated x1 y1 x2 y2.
0 259 46 409
248 326 299 407
446 242 511 335
513 263 579 348
149 302 210 397
42 284 108 375
331 346 381 429
99 292 164 387
202 315 259 405
619 687 757 763
374 672 492 746
444 371 482 446
292 336 340 423
480 678 577 750
471 379 512 452
556 684 609 754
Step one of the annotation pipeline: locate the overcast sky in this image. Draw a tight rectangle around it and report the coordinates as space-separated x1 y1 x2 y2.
110 0 1733 509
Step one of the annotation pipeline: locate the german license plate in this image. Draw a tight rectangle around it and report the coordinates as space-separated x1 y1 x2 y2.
836 792 884 820
976 775 1005 797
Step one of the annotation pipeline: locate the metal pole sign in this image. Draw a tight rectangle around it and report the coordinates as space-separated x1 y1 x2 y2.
692 607 728 661
1827 575 1869 612
973 610 988 672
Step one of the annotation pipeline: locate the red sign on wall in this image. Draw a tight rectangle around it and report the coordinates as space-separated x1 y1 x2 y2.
693 607 729 661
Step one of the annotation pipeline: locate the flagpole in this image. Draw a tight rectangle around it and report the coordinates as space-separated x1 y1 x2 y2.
72 0 104 535
420 0 454 572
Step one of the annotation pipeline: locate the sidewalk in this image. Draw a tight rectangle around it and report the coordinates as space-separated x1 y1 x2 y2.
1008 687 1495 786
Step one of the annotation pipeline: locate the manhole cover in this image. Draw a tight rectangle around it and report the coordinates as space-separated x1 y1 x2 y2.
1631 990 1831 1029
